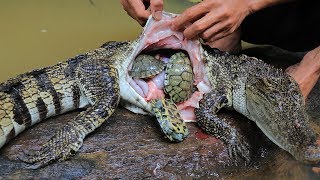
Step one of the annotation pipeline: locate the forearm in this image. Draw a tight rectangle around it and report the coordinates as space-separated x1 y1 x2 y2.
248 0 295 13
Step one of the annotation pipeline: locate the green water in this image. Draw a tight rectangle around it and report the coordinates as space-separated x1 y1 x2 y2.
0 0 192 82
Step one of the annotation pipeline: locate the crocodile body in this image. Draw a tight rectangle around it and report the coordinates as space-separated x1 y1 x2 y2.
196 47 319 163
0 12 320 168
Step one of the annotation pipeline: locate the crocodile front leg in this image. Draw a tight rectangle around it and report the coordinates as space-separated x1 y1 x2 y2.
195 91 251 164
20 59 120 169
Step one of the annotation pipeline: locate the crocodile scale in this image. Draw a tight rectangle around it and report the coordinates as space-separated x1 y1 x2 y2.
0 41 187 169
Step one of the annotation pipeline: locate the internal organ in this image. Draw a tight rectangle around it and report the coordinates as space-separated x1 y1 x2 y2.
130 52 206 122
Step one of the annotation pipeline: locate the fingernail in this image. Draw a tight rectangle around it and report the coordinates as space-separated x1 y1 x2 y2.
153 11 162 21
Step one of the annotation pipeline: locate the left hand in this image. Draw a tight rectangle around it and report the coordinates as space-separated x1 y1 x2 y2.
171 0 252 42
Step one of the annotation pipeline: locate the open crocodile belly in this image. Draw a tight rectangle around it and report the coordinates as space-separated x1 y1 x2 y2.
118 13 320 164
119 12 211 122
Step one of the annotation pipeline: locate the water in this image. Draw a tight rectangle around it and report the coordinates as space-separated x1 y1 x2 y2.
0 0 192 82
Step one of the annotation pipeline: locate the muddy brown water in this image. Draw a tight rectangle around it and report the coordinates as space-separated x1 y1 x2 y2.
1 0 320 179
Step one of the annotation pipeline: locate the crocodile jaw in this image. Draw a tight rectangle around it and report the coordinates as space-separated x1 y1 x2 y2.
117 12 208 117
245 75 320 164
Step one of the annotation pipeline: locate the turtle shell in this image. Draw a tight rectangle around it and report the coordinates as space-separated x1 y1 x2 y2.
129 54 166 78
164 52 194 103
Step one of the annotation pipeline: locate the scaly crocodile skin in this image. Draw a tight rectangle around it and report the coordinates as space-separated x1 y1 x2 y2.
20 58 120 169
0 39 188 169
196 46 320 164
1 12 320 169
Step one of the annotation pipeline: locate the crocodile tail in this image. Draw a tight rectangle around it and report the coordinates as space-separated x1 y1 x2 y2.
0 41 129 148
0 61 85 148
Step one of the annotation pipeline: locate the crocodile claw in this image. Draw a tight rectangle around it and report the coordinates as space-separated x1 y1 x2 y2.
18 125 83 169
227 136 251 165
19 141 80 169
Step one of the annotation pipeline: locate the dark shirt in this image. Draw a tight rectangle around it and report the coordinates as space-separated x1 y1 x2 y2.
241 0 320 52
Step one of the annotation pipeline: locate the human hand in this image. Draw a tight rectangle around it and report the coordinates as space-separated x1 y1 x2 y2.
204 27 241 53
286 46 320 101
120 0 164 26
171 0 253 41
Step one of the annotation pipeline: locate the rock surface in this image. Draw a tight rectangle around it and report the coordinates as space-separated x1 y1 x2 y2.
0 46 319 179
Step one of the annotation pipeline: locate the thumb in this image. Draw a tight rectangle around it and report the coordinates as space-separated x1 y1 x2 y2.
150 0 163 21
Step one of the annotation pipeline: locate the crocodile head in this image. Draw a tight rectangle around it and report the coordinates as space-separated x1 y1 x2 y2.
246 74 320 164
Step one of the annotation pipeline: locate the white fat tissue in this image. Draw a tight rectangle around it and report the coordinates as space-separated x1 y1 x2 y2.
179 107 196 122
197 81 212 93
129 13 212 122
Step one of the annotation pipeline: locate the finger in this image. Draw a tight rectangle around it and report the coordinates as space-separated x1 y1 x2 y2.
171 3 208 31
150 0 163 21
183 12 219 39
208 30 231 43
200 22 230 42
130 0 151 18
121 0 151 26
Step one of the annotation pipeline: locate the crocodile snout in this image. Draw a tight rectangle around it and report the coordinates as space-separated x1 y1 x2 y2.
300 139 320 164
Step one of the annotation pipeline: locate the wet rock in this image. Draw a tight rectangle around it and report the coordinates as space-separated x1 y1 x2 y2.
0 46 319 179
0 107 317 179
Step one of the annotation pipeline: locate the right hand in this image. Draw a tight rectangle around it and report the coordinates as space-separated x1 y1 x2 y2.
171 0 252 42
286 46 320 101
120 0 164 26
204 28 242 53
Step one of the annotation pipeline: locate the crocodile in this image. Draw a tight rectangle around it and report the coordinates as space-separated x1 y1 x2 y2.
0 12 320 169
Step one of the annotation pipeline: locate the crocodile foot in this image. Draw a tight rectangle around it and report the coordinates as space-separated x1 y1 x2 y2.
226 132 251 165
195 91 251 165
19 123 83 169
196 115 251 165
